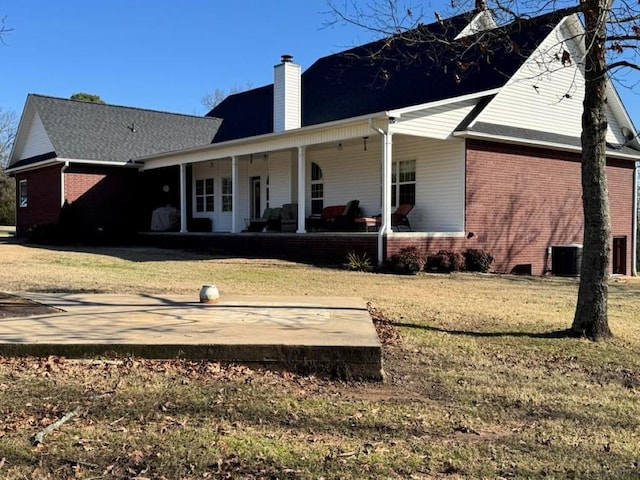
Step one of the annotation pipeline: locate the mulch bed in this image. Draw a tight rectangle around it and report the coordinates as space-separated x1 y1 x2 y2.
0 292 59 319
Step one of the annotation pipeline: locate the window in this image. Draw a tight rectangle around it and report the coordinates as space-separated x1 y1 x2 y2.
19 180 27 208
310 162 324 214
391 160 416 207
222 177 233 212
195 178 214 212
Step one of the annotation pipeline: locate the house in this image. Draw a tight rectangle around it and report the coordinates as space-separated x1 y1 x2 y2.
7 95 221 240
7 8 639 274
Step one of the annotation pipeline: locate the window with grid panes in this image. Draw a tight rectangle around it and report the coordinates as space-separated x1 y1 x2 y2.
222 177 233 212
311 162 324 214
391 160 416 207
195 178 214 212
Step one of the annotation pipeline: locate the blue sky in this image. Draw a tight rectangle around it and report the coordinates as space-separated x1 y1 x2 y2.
2 1 639 128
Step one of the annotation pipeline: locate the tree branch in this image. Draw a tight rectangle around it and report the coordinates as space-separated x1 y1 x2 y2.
606 59 640 72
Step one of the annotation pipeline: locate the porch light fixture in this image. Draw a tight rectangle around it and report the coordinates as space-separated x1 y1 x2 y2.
337 142 343 151
363 136 368 151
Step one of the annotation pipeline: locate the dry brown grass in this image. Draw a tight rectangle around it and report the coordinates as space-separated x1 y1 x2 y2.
1 241 639 479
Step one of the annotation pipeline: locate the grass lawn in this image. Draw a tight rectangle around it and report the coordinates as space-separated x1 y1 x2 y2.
0 241 639 479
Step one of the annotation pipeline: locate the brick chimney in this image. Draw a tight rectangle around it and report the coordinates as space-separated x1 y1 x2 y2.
273 54 301 132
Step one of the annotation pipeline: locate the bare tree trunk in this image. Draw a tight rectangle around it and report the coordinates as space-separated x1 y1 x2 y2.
571 0 613 340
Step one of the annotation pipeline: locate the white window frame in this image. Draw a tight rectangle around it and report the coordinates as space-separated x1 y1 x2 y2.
19 179 28 208
391 159 416 207
195 177 215 213
310 162 324 215
221 177 233 212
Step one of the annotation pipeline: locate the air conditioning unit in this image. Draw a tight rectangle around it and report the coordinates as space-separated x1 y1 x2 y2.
551 244 583 277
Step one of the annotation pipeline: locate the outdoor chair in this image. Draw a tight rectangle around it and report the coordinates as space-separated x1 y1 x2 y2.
391 204 414 231
358 203 414 232
326 200 360 231
248 207 272 232
268 203 298 232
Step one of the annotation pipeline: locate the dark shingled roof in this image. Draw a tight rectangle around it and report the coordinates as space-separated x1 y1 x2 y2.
208 11 557 143
10 95 222 169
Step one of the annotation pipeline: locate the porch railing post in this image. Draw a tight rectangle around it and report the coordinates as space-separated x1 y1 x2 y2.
180 163 188 233
231 156 239 233
297 146 307 233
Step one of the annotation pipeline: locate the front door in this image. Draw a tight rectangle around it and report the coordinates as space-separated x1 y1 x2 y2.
612 236 627 275
250 177 261 218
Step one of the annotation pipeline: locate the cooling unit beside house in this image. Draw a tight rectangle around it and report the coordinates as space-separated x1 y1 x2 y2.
551 244 583 277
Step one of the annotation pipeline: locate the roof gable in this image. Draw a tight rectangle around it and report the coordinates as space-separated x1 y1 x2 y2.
464 14 640 155
9 95 222 169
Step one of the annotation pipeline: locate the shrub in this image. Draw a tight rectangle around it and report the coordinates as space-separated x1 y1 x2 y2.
426 250 466 273
389 246 425 275
464 248 494 273
344 251 374 272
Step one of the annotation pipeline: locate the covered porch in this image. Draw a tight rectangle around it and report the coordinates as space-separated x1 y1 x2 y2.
139 97 478 265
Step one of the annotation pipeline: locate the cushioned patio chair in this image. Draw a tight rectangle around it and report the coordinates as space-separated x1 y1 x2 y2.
326 200 360 231
391 204 414 231
247 207 272 232
268 203 298 232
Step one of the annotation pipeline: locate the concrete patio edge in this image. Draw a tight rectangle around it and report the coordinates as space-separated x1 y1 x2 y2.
2 293 384 380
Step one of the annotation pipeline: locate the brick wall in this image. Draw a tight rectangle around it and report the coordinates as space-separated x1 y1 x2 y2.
143 233 378 265
14 165 62 236
464 140 635 275
63 166 139 239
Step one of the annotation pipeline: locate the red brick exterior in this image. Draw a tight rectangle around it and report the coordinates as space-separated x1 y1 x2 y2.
63 165 139 237
14 164 62 237
15 164 140 239
386 140 635 276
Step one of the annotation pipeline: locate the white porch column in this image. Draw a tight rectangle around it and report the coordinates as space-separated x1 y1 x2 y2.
179 163 188 233
231 156 239 233
378 130 393 265
297 146 307 233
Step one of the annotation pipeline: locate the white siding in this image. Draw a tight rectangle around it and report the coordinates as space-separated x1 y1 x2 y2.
396 137 465 232
393 100 479 140
274 61 301 132
475 18 625 145
307 140 382 217
305 136 465 231
268 151 293 207
191 160 235 232
247 156 269 212
13 112 55 160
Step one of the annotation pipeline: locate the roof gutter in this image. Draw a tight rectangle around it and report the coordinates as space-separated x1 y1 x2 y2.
5 157 135 176
4 158 61 176
138 110 394 164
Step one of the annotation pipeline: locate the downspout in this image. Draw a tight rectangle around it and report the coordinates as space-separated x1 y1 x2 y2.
633 161 638 276
60 161 69 207
370 118 393 267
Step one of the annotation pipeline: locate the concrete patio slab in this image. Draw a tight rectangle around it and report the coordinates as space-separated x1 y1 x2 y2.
0 293 383 379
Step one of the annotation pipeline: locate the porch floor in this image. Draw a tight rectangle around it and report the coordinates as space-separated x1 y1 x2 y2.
0 292 383 380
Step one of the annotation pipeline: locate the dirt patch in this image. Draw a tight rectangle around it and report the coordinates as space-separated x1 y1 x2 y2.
0 293 61 319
